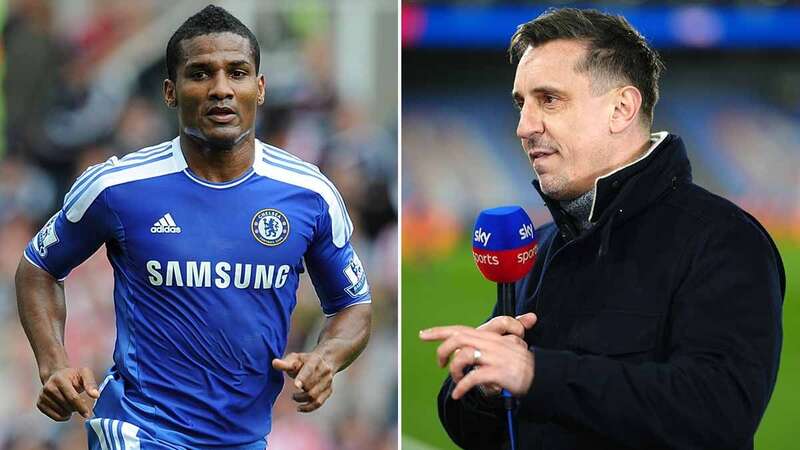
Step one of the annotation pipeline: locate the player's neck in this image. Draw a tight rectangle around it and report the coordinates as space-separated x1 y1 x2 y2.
179 133 256 183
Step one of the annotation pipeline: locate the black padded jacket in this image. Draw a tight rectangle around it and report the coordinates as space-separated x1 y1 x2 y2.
438 133 785 450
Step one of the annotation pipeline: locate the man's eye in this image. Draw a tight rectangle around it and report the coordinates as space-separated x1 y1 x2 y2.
542 95 558 105
514 100 523 111
191 71 208 80
232 70 247 78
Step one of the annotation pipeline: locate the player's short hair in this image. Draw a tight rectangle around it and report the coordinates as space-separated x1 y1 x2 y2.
166 4 260 81
509 8 664 127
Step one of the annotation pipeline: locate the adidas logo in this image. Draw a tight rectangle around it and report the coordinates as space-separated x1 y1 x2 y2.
151 213 182 234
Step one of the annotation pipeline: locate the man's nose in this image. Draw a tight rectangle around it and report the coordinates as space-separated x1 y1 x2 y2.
209 71 234 100
516 103 544 139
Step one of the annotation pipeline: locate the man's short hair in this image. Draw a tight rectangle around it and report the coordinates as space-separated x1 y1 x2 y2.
509 8 664 127
166 4 260 81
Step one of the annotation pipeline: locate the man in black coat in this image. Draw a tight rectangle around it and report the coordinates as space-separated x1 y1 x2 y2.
420 8 785 450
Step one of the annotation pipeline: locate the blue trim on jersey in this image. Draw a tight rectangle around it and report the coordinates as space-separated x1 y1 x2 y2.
114 420 123 449
108 419 117 448
102 419 111 448
65 143 172 204
68 144 172 199
260 144 323 176
119 145 173 163
122 142 173 158
183 166 255 188
65 162 109 203
87 416 267 450
65 146 172 208
259 153 351 237
259 147 352 236
64 151 174 213
264 144 302 162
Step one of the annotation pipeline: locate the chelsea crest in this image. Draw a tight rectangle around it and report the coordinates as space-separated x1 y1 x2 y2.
251 209 290 246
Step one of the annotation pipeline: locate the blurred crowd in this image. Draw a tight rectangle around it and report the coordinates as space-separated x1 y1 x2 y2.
1 0 397 449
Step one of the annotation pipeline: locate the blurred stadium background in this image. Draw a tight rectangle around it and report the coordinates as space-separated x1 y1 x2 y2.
0 0 397 449
402 1 799 449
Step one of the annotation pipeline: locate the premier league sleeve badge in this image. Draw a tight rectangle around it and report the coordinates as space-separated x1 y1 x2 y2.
35 212 61 257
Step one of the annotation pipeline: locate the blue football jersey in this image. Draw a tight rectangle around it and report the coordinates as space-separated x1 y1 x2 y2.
24 137 371 448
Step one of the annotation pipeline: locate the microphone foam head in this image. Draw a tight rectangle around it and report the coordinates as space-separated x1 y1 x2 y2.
472 205 538 283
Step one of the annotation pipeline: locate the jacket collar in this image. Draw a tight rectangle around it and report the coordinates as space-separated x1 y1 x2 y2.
533 132 693 235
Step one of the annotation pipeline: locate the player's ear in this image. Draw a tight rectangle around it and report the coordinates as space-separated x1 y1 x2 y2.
257 74 266 106
609 85 642 134
164 78 177 108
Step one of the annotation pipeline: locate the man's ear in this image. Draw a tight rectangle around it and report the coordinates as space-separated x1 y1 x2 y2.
164 79 177 108
609 85 642 134
257 74 266 106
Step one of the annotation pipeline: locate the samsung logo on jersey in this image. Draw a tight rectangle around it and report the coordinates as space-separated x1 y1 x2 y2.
146 260 291 289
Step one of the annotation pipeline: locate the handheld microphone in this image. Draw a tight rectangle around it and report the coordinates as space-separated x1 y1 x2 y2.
472 205 538 316
471 205 538 450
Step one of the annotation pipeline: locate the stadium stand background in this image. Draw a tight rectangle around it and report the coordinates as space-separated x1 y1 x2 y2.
402 1 800 449
0 0 398 449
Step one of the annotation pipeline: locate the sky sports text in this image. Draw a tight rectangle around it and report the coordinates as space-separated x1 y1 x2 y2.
472 246 538 266
473 223 534 247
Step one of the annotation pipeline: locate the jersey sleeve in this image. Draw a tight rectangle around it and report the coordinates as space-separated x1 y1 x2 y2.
305 196 371 316
24 172 116 281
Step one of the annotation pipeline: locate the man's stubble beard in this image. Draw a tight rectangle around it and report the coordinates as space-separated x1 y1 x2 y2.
534 166 574 201
526 136 575 199
534 143 611 201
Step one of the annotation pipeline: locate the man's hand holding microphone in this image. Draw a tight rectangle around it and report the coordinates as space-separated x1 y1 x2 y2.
420 205 540 400
420 312 537 399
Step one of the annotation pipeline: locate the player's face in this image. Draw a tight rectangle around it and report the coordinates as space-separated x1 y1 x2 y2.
512 39 618 200
166 32 265 150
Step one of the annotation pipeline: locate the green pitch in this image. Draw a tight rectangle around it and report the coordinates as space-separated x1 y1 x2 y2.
402 237 800 450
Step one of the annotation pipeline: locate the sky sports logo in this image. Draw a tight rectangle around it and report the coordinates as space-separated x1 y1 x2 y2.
474 228 492 246
473 223 534 247
472 245 537 266
519 223 534 240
